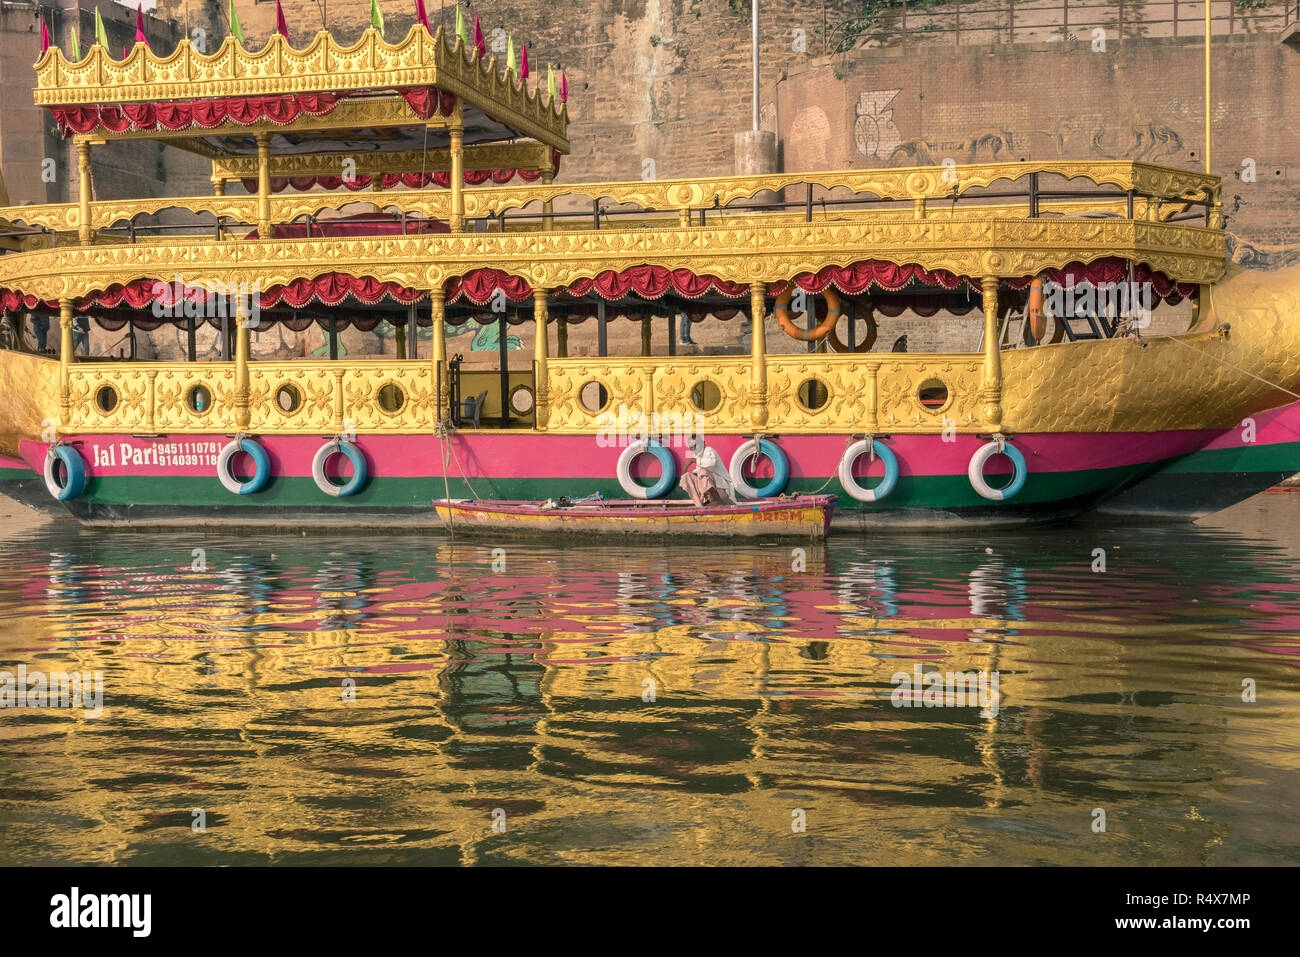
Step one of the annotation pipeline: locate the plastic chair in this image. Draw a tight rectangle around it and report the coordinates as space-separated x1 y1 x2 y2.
462 390 488 429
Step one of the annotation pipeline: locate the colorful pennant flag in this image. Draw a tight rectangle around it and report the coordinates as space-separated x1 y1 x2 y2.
455 6 466 48
506 35 515 74
369 0 384 38
228 0 245 44
473 14 484 59
40 16 50 53
546 65 556 103
415 0 431 35
70 26 80 61
521 44 529 80
274 0 290 43
560 70 568 103
94 7 109 50
135 3 150 49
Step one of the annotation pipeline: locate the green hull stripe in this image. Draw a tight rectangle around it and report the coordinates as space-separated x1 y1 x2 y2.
1158 440 1300 475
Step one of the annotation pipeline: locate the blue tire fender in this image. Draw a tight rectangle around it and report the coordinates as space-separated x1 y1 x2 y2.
838 439 898 503
729 439 790 499
312 440 368 497
217 437 271 495
968 440 1028 501
616 439 676 499
44 444 87 501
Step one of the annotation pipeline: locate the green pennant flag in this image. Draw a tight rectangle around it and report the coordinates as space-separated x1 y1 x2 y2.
455 6 467 48
547 65 556 103
506 36 515 73
228 0 245 44
94 8 109 50
70 26 81 60
369 0 384 38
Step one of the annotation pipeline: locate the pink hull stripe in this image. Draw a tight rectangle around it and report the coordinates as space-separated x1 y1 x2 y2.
19 417 1296 483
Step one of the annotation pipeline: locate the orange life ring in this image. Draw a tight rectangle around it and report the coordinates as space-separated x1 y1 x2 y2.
1026 277 1047 343
828 303 877 353
775 287 841 342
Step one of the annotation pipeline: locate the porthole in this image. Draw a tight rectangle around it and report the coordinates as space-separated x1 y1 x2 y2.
917 378 950 413
690 379 722 413
579 380 608 414
276 383 302 414
185 384 212 415
797 377 830 412
94 385 118 414
377 382 406 414
509 384 535 416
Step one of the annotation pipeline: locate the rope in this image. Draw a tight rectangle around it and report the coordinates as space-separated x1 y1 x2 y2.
1157 333 1300 402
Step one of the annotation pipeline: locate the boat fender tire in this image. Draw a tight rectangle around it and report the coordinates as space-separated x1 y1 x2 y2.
616 440 676 500
838 440 898 503
312 440 367 497
730 439 790 499
217 436 271 495
968 440 1028 501
44 444 86 501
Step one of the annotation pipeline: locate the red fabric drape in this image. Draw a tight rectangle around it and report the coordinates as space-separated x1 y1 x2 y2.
241 151 560 194
446 268 534 304
565 266 748 300
52 92 344 136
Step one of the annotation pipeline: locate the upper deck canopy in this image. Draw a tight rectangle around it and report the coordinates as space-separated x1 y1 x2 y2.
32 26 569 160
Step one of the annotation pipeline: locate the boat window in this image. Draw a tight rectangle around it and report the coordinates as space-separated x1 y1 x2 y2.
579 380 608 413
95 385 118 414
185 384 211 414
377 383 406 414
797 377 830 412
276 384 302 414
917 378 949 412
690 379 722 413
509 384 535 416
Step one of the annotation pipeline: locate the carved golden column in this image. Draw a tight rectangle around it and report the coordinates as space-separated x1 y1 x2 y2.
255 131 272 239
395 323 407 360
211 167 226 239
234 296 251 430
58 299 74 425
75 139 93 245
431 288 448 421
981 276 1003 432
749 282 769 429
449 123 465 233
541 169 554 231
533 288 550 429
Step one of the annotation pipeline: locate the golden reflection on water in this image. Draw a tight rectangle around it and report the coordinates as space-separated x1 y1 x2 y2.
1 496 1299 865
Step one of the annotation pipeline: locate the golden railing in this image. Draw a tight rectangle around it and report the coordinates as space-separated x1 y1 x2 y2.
0 160 1220 237
545 354 983 435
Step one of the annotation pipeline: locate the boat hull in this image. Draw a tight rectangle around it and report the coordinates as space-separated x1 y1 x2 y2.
17 417 1300 530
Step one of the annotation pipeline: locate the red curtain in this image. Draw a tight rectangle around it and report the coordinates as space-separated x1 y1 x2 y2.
241 152 561 194
565 266 748 300
53 92 344 136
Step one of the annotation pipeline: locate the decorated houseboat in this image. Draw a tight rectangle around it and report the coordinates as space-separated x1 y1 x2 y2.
1 19 1298 530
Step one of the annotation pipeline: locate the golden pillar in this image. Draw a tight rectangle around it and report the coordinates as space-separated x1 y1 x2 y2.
533 288 550 429
981 276 1003 431
449 125 465 233
76 140 93 245
211 170 226 239
556 317 568 358
255 131 272 239
58 299 74 425
541 169 554 231
234 296 251 430
395 323 407 360
431 288 448 421
749 282 769 429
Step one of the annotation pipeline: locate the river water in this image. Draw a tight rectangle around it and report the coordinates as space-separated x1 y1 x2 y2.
1 493 1298 866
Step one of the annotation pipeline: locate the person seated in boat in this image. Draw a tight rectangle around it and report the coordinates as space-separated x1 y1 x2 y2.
681 436 736 507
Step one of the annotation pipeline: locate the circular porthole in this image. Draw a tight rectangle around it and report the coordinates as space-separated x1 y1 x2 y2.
690 379 722 413
579 380 609 414
509 383 535 416
917 378 950 413
377 382 406 414
276 383 302 414
94 385 118 414
185 384 212 415
797 377 830 412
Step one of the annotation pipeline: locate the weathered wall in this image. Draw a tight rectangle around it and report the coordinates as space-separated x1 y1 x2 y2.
780 32 1297 261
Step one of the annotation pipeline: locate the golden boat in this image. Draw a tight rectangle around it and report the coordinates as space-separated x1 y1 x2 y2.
0 19 1297 530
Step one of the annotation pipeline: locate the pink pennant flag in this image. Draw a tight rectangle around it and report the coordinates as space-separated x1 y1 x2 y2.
135 3 150 48
123 44 129 59
40 16 50 53
415 0 431 35
472 14 484 58
520 44 529 79
275 0 290 42
560 71 568 103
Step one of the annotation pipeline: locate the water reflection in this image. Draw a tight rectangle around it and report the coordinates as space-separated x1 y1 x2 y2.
0 495 1298 865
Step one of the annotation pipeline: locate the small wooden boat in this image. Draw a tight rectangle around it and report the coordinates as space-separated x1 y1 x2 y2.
431 494 837 539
